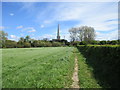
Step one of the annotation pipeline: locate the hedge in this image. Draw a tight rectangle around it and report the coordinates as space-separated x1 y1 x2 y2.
77 45 120 88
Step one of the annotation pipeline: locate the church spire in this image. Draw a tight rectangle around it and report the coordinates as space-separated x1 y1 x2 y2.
57 24 60 40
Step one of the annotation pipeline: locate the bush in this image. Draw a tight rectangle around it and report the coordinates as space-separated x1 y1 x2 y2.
5 40 17 48
16 44 24 48
52 42 61 47
99 40 107 45
23 42 31 48
77 45 120 88
44 42 52 47
109 40 118 45
79 41 87 45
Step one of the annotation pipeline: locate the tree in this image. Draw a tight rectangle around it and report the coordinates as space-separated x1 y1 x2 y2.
52 42 61 47
78 27 84 42
0 31 8 48
17 37 25 48
99 40 107 45
69 26 96 43
24 35 30 42
79 41 87 45
69 28 78 42
5 40 17 48
23 42 31 48
78 26 96 43
43 38 49 41
90 40 99 45
19 37 24 43
71 41 80 46
109 40 118 45
32 40 39 47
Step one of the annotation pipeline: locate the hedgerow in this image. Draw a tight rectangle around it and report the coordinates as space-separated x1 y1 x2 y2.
77 45 120 88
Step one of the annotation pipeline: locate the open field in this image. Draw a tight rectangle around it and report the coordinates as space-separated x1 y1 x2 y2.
2 47 75 88
2 46 118 88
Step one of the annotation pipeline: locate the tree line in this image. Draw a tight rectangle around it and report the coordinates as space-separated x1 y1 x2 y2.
0 25 119 48
0 31 68 48
69 26 120 45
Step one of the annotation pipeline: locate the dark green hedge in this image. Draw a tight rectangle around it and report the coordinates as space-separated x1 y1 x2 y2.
77 45 120 88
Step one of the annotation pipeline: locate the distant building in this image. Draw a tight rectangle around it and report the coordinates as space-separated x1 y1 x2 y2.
57 24 60 40
52 24 61 42
52 24 68 43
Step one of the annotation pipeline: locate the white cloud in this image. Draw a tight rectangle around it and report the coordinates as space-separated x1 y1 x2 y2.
43 20 52 24
16 25 23 29
58 2 117 33
28 29 36 32
22 27 36 33
96 30 118 40
35 2 118 34
20 33 24 36
7 2 118 41
61 33 70 41
40 25 45 28
10 13 14 16
35 34 55 40
0 26 5 30
10 35 19 41
10 35 17 38
77 13 117 31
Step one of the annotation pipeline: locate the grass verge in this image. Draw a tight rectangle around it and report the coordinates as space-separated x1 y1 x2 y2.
75 48 101 88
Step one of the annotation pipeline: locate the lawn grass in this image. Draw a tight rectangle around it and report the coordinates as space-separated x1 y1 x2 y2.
2 47 74 88
75 48 101 88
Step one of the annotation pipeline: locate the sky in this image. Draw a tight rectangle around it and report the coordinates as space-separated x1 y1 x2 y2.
0 1 118 41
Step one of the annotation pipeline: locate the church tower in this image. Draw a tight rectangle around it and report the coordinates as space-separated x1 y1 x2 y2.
57 24 60 40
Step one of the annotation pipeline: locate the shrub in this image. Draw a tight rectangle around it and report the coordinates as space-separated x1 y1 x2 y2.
5 40 17 48
23 42 31 48
99 40 107 45
79 41 87 45
52 42 61 47
77 45 120 88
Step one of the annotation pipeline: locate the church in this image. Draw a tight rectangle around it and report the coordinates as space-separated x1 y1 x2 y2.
52 24 68 43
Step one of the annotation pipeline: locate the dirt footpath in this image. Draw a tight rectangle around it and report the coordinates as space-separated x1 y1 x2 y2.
71 55 80 88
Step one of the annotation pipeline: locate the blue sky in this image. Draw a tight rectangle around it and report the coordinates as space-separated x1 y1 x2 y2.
1 1 118 41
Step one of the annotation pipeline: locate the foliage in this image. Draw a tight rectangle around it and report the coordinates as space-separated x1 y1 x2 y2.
2 47 74 88
99 40 107 45
24 35 31 42
79 41 87 45
23 42 31 48
70 41 80 46
5 40 17 48
52 42 62 47
1 30 119 48
77 45 120 88
0 30 8 48
69 26 96 42
78 40 119 45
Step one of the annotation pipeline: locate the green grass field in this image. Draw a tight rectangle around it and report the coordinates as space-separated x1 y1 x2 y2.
2 47 102 88
2 47 75 88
